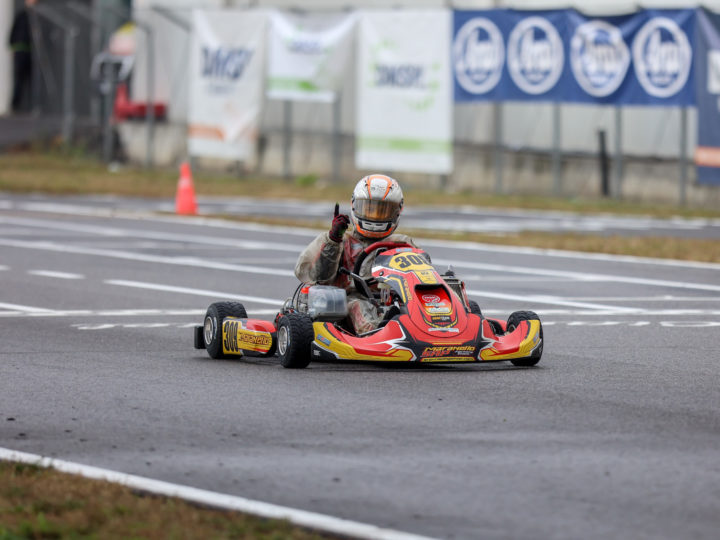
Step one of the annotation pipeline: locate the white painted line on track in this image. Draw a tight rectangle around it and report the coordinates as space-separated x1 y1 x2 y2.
28 270 84 279
438 258 720 293
0 216 304 253
4 213 720 271
0 308 280 318
421 238 720 271
105 280 284 306
0 447 436 540
0 239 296 278
466 289 638 312
0 302 54 313
0 265 8 271
3 237 719 295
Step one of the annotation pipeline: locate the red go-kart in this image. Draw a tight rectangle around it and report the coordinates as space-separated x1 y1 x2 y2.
194 241 543 368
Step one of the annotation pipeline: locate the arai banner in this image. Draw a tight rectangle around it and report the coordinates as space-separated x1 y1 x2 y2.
695 8 720 186
356 10 453 174
188 10 267 161
453 9 696 105
267 11 356 102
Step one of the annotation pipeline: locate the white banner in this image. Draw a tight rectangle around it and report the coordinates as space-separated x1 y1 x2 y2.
356 10 453 174
188 10 267 161
267 11 356 102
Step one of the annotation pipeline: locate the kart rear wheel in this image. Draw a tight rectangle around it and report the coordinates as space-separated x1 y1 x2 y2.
506 310 543 367
204 302 248 359
468 300 482 315
276 313 314 369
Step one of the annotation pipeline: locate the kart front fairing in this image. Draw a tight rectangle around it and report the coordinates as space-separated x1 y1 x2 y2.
309 247 542 364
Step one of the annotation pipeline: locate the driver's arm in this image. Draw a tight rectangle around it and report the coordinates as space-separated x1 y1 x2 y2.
294 232 343 284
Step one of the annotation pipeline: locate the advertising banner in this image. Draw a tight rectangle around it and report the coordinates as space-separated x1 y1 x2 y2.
356 10 453 174
188 10 267 161
695 9 720 186
453 9 695 105
267 11 356 102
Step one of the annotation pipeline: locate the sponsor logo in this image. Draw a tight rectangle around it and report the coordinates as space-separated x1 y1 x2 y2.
238 332 272 348
415 270 439 284
421 345 475 358
453 17 505 94
427 327 460 333
202 47 254 80
632 17 691 98
427 306 451 314
317 334 332 346
287 38 325 55
421 356 475 363
422 294 441 303
507 17 564 95
375 64 426 88
571 21 630 97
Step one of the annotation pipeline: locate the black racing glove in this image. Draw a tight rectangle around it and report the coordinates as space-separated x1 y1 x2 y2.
329 203 350 243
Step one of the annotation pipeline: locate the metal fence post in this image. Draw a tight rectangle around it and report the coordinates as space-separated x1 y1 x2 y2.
33 5 78 142
614 106 623 198
598 129 610 197
283 100 292 179
552 102 562 195
679 106 688 206
494 102 503 194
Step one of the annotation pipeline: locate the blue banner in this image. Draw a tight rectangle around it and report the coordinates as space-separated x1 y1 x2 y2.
453 9 696 105
695 9 720 185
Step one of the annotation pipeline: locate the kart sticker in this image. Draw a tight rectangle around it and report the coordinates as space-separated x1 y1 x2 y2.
421 345 475 359
223 319 273 353
415 270 439 284
420 356 475 363
387 253 433 272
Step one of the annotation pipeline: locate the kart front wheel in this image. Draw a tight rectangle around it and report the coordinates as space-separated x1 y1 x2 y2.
204 302 248 359
506 310 543 367
276 313 314 369
468 300 482 315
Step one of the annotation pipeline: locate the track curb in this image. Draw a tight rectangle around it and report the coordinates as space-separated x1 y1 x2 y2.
0 447 437 540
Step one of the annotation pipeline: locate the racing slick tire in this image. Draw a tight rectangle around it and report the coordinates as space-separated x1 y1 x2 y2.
506 310 543 367
276 313 314 369
468 300 482 315
203 302 248 360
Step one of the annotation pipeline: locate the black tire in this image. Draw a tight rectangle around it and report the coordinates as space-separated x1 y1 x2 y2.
468 300 482 316
276 313 314 369
506 310 543 367
203 302 248 359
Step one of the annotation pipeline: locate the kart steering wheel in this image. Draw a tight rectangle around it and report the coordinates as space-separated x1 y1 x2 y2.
350 241 413 297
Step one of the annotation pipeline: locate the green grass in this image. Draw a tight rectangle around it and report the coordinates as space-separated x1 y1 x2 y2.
0 461 330 540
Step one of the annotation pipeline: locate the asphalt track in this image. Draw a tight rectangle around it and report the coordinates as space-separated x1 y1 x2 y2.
1 200 719 540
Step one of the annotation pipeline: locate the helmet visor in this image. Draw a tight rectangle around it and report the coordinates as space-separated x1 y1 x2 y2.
354 199 400 222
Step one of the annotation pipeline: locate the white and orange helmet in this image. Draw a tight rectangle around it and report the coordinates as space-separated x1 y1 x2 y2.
351 174 404 239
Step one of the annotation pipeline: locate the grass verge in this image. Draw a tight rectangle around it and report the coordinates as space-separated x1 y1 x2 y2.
0 461 329 540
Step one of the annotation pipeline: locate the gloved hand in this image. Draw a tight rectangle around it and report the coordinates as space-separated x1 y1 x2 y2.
329 203 350 243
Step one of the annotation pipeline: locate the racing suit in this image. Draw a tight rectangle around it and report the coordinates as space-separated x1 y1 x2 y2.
295 230 417 334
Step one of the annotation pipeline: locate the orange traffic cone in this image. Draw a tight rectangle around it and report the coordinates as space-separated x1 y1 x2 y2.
175 162 198 215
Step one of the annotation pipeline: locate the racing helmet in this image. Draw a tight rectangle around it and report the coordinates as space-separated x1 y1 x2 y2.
351 174 404 239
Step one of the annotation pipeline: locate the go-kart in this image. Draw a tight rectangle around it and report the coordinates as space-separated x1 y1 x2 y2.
193 241 543 369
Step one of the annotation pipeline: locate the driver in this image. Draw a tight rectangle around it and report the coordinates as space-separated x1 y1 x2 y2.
295 174 417 334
